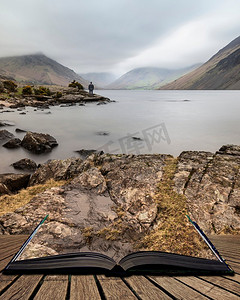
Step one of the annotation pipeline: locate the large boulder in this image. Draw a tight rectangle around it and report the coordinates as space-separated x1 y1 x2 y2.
21 131 58 154
12 158 37 171
0 173 30 193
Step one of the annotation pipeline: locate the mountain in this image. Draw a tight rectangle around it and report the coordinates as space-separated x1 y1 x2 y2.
106 65 201 90
80 72 118 87
161 36 240 90
0 54 88 87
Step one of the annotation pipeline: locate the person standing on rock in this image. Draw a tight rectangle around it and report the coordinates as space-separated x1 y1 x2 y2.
88 82 94 96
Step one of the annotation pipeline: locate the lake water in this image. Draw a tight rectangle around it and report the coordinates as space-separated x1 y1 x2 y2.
1 90 240 173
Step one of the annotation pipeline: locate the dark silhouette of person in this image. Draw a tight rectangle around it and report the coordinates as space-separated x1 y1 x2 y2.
88 82 94 96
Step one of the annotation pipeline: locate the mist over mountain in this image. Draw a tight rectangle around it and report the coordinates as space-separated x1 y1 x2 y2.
0 54 87 87
106 65 201 90
161 36 240 90
80 72 118 87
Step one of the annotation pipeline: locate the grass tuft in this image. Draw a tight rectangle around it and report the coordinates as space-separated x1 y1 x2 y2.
135 157 209 257
0 179 66 216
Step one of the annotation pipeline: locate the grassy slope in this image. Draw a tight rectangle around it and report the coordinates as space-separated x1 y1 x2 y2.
161 38 240 90
0 54 88 86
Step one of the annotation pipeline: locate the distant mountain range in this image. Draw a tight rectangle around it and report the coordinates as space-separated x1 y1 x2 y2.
161 35 240 89
79 72 118 87
106 65 201 90
0 35 239 90
0 54 87 87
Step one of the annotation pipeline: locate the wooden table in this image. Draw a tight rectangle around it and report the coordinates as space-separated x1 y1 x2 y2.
0 235 239 299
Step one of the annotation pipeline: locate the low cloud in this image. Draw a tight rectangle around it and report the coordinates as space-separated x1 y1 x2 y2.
0 0 239 75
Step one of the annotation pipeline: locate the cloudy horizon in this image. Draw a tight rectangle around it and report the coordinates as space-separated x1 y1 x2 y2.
0 0 240 76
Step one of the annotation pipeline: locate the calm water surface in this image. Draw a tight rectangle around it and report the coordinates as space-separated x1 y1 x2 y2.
1 90 240 173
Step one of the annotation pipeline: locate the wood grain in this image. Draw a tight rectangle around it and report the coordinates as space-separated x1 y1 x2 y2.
199 275 240 295
70 275 101 300
176 276 239 300
98 275 137 300
34 275 68 300
0 275 42 300
149 276 208 299
124 275 171 300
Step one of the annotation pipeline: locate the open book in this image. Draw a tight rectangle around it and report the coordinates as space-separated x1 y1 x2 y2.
4 215 233 276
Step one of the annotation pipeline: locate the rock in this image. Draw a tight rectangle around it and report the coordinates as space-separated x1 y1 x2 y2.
21 131 58 154
173 145 240 234
15 128 27 133
218 144 240 156
0 153 170 260
19 244 58 260
10 103 25 109
59 104 73 107
0 129 14 141
95 131 109 136
2 138 21 148
12 158 37 171
0 121 14 127
0 213 28 234
29 157 83 185
132 136 143 141
0 173 30 193
0 148 240 260
75 149 104 159
59 94 85 103
97 101 107 105
83 96 110 102
70 167 107 194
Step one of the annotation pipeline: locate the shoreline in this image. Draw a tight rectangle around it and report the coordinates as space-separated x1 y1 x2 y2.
0 146 239 261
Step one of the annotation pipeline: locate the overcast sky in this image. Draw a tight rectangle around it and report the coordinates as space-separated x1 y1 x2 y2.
0 0 240 75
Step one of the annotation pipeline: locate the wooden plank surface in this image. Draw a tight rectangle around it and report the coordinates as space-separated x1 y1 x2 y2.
34 275 68 300
199 275 240 295
0 256 16 272
124 275 172 299
0 235 28 272
97 275 137 299
176 276 239 300
220 254 240 264
0 274 18 293
0 234 239 299
0 245 25 261
70 275 101 300
149 276 208 299
224 273 240 283
0 275 42 300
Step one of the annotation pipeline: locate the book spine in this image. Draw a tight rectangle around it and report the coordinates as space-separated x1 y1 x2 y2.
186 215 233 272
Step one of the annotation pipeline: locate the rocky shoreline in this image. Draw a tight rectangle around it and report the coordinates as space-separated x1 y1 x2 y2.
0 82 112 110
0 145 239 260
